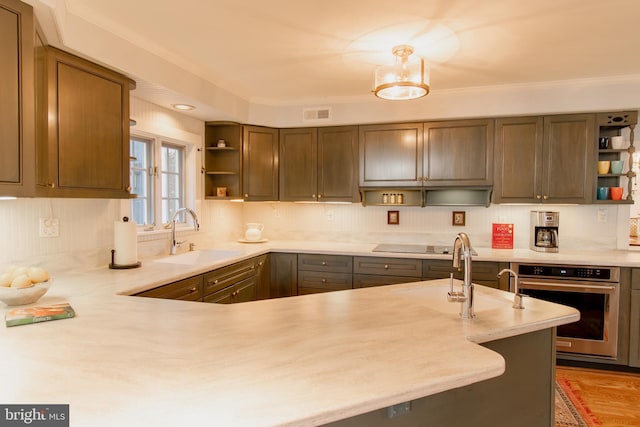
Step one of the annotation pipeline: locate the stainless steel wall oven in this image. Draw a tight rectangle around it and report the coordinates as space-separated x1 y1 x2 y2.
511 263 620 358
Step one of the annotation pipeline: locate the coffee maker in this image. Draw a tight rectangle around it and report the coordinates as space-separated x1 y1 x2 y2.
530 211 559 252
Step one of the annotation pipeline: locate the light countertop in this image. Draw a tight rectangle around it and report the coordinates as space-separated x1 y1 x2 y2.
0 240 582 426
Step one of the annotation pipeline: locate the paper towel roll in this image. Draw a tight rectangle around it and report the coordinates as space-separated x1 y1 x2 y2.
114 217 138 266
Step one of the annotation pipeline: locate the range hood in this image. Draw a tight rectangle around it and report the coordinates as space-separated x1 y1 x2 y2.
359 187 492 207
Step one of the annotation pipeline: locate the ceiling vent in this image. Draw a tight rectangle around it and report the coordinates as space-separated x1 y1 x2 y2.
303 107 332 122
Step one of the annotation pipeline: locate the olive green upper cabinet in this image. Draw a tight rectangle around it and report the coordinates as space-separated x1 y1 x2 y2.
493 114 595 204
0 0 35 197
242 125 279 201
422 119 494 186
359 123 423 187
38 46 135 198
280 126 358 202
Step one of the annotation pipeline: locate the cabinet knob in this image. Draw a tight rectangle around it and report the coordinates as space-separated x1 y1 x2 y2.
536 195 542 199
384 264 389 269
244 194 249 198
317 194 322 199
48 182 56 188
321 279 327 283
214 279 219 284
189 287 197 293
543 195 549 200
321 261 327 266
312 194 316 198
126 185 131 192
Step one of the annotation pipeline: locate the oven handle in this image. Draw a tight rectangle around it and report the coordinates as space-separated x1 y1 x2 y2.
518 280 616 292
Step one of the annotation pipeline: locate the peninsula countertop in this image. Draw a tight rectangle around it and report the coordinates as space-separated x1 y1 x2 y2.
0 241 580 426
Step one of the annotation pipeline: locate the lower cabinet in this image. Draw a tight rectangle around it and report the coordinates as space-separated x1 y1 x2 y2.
135 275 203 301
203 277 257 304
269 253 298 298
630 270 640 368
298 254 353 294
353 257 422 288
423 259 510 290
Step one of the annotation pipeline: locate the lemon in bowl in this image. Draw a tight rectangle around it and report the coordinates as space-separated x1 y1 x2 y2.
0 266 51 306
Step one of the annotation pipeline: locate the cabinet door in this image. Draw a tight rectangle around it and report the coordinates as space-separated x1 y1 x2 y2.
630 289 640 367
353 257 422 278
135 275 203 301
255 254 270 300
541 114 595 203
269 253 298 298
0 0 34 196
279 128 317 201
493 116 544 203
423 119 494 186
243 126 278 201
45 47 133 198
317 126 359 202
359 123 423 187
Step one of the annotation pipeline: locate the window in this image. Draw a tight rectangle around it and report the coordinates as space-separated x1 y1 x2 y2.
130 136 154 225
130 135 189 228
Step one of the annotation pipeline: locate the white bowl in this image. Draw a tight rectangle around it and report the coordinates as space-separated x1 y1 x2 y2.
0 281 50 306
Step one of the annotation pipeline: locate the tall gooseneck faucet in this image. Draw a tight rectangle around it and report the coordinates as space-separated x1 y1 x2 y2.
170 208 200 255
450 232 474 319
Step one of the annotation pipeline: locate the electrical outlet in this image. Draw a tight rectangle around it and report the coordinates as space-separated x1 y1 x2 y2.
39 218 59 237
596 208 608 223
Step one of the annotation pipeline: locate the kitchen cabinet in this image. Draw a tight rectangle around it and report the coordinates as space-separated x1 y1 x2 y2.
353 256 422 288
203 257 259 300
203 277 257 304
298 254 353 294
36 46 135 198
255 254 270 300
422 119 494 186
243 125 279 201
359 123 423 188
203 122 242 199
279 126 359 202
629 269 640 367
0 0 35 197
594 112 637 204
135 275 203 301
269 253 298 298
493 114 595 204
422 260 509 290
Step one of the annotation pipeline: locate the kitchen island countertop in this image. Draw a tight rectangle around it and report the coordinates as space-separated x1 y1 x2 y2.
0 241 579 426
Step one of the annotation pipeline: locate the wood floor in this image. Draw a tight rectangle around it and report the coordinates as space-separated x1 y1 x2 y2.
556 366 640 426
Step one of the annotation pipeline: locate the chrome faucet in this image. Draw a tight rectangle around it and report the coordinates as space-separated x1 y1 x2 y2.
170 208 200 255
448 232 474 319
497 268 525 309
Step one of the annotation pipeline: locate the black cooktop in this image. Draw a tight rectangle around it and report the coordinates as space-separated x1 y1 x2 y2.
372 244 477 256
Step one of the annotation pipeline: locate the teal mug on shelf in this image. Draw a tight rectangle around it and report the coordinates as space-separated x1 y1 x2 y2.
597 187 609 200
610 160 624 174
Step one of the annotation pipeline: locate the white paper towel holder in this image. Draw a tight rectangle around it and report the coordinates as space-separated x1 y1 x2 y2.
109 249 141 269
109 216 142 269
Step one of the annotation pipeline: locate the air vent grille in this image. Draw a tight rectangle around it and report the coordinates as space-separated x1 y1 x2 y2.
303 107 332 122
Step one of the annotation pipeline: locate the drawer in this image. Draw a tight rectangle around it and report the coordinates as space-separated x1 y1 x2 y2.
135 275 203 301
204 258 258 296
298 254 352 273
353 274 419 288
298 270 352 292
353 256 422 277
203 277 257 304
423 260 509 290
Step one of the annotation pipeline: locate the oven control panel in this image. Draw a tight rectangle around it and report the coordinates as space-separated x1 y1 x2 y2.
516 264 618 281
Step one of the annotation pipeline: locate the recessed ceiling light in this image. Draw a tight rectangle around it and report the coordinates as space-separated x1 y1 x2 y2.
172 104 195 111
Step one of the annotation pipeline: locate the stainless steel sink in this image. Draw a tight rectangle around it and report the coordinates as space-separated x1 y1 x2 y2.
372 243 477 256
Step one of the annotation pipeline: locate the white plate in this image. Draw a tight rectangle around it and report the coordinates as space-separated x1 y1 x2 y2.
237 238 269 243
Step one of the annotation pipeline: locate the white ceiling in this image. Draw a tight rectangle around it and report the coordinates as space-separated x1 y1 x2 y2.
29 0 640 121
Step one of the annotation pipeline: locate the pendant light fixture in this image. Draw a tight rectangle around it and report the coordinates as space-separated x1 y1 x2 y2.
373 45 430 100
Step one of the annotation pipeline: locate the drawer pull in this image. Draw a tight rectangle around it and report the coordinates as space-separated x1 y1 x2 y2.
189 287 197 293
384 264 389 269
321 279 327 283
321 261 327 266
